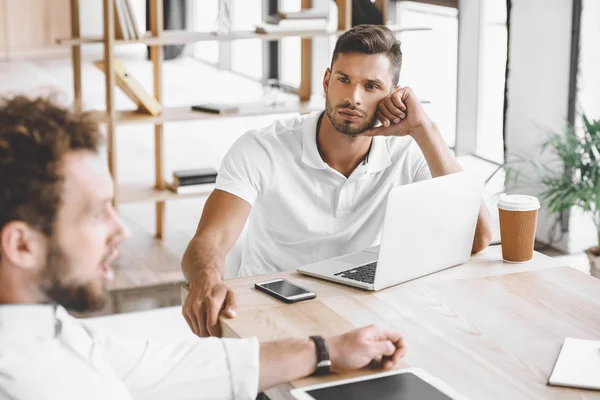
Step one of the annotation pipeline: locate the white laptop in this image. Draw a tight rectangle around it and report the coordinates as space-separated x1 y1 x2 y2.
297 171 483 291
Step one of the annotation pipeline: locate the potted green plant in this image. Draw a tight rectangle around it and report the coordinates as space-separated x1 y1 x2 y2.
529 115 600 277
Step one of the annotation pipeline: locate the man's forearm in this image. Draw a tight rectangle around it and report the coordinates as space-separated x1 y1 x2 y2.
411 121 461 178
258 339 316 392
411 121 493 252
181 235 226 281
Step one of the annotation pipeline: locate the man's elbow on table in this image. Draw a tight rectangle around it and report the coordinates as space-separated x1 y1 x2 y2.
471 225 493 254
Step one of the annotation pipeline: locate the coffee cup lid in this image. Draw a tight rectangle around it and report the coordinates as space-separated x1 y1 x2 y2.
498 194 540 211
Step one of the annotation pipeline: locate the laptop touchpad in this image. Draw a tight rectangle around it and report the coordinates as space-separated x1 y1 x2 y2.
336 251 378 266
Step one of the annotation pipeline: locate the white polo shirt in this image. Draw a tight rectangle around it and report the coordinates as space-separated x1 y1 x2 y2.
216 111 431 277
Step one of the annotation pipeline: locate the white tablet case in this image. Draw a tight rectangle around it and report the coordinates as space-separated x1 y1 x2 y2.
549 338 600 390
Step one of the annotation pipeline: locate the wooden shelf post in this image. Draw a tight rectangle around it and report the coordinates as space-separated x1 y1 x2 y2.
103 0 118 205
69 0 82 113
336 0 352 31
375 0 388 25
150 0 165 239
298 0 313 102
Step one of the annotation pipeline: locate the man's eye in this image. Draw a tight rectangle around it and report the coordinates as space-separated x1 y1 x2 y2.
338 77 349 83
366 83 377 90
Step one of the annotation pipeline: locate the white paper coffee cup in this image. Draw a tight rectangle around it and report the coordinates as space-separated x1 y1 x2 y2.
498 194 540 263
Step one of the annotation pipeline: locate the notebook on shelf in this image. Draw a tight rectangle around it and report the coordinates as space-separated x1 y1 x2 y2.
191 104 239 115
265 9 329 24
173 168 218 186
166 183 215 195
255 19 329 34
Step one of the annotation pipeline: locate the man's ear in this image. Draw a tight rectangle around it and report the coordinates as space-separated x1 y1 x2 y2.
323 68 332 94
0 221 46 270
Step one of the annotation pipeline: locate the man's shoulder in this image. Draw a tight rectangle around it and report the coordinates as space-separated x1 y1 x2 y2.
237 112 319 153
245 113 308 143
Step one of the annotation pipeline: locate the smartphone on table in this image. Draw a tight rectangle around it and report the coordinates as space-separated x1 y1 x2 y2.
254 278 316 303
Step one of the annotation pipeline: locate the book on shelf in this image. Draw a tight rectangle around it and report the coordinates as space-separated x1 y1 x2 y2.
123 0 141 39
191 104 239 115
114 0 140 40
114 0 129 40
173 168 218 186
93 58 162 116
167 182 216 195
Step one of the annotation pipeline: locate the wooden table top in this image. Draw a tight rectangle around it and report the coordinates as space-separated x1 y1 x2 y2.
209 248 600 400
192 246 562 310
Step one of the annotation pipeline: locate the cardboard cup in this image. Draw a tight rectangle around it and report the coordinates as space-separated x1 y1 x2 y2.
498 194 540 263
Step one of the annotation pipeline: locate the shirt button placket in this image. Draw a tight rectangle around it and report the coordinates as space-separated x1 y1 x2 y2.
336 182 353 217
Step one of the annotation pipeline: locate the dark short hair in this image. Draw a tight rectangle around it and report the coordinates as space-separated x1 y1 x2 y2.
0 95 104 239
331 24 402 87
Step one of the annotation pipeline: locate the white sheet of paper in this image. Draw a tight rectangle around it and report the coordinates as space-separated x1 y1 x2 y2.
549 338 600 390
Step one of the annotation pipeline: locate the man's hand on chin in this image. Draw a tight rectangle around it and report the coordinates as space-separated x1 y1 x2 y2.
364 87 433 138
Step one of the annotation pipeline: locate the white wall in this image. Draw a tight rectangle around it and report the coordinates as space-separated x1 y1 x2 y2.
579 0 600 123
563 0 600 252
504 0 573 250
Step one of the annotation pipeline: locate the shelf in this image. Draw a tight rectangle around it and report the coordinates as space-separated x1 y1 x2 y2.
107 100 321 125
117 182 215 204
107 215 187 292
57 26 431 47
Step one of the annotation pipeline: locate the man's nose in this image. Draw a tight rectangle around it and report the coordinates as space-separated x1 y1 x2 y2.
345 84 362 107
115 218 130 243
109 206 130 244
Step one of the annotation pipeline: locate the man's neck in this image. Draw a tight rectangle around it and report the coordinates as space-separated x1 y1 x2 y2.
317 113 372 178
0 265 40 305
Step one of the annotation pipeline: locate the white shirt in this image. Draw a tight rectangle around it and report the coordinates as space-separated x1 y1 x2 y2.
0 305 259 400
216 111 431 277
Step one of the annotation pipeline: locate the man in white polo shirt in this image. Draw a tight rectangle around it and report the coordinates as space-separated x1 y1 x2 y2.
182 25 493 337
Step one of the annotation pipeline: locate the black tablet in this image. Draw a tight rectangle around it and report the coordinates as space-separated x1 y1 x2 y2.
290 368 467 400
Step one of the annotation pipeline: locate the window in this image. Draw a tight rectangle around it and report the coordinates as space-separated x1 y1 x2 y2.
396 2 459 148
476 0 507 164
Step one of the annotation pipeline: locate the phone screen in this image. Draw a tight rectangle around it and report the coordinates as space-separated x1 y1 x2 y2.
260 280 311 298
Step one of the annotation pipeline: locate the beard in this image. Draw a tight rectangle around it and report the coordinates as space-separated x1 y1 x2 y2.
41 239 107 313
325 99 379 137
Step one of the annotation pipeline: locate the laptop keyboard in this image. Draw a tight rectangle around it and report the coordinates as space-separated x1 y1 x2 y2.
333 262 378 284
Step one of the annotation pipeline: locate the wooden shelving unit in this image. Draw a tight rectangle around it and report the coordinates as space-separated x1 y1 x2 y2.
117 182 215 204
113 100 321 125
65 0 391 239
57 25 428 47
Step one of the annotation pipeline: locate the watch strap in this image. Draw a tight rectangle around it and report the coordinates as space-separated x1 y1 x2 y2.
309 335 331 375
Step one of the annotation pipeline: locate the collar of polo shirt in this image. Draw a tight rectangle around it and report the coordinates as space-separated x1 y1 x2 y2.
0 304 58 338
301 112 392 174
